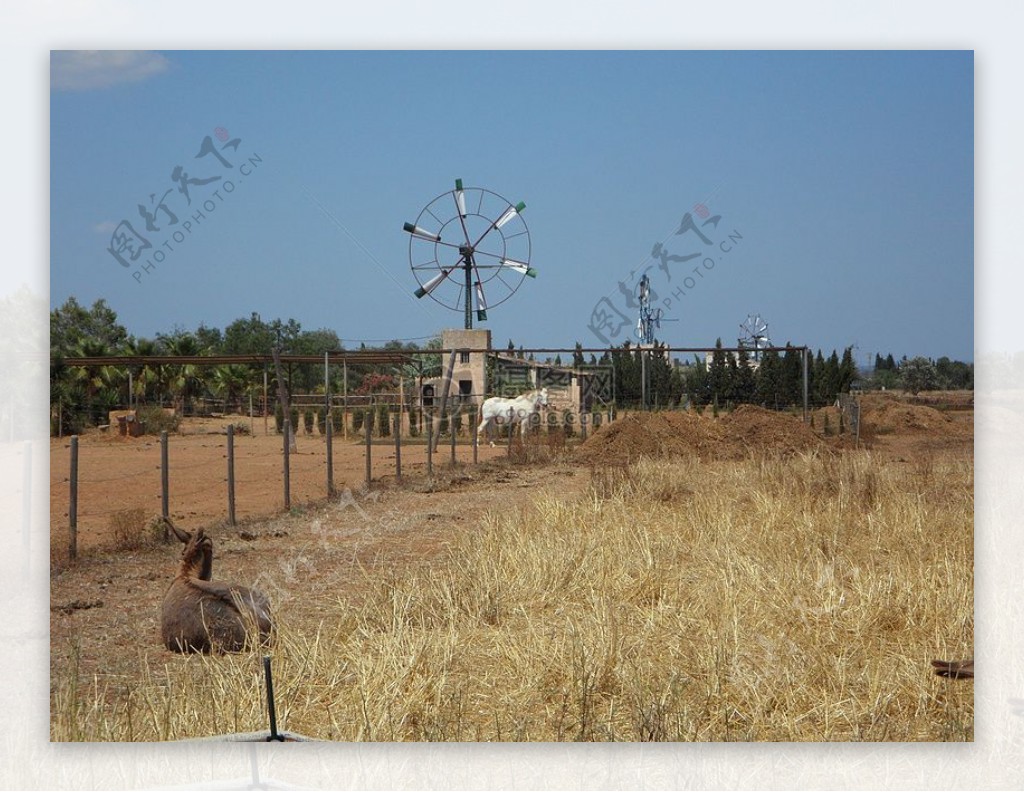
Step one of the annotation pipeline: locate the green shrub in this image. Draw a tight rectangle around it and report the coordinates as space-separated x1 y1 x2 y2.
304 409 315 435
377 404 390 437
353 409 364 433
136 406 181 435
289 406 299 434
274 403 284 434
317 407 327 435
332 409 344 434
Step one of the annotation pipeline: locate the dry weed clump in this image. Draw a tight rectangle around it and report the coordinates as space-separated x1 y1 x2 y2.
52 451 972 742
108 507 157 551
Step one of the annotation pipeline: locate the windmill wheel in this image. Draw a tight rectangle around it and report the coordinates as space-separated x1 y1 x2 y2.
404 179 535 328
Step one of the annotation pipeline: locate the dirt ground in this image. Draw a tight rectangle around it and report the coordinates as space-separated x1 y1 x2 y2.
50 391 973 740
50 416 510 554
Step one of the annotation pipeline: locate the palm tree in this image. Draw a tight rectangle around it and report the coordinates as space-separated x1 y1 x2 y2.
159 333 208 416
210 364 253 413
123 336 160 406
69 339 123 425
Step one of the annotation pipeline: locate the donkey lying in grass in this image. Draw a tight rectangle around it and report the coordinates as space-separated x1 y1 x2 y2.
160 518 273 653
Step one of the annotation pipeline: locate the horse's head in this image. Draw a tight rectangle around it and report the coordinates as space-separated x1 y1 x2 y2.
536 388 549 408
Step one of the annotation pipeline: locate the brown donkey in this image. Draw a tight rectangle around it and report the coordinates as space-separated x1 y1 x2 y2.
160 518 273 653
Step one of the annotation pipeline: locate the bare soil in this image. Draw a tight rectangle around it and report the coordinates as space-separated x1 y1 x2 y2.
50 416 509 554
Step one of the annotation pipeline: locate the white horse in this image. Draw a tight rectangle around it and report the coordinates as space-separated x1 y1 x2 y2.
477 388 549 446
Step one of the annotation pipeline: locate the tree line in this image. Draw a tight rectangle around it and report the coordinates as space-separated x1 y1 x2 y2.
49 298 436 435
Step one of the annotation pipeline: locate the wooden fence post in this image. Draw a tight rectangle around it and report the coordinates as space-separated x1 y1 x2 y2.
283 421 291 511
394 411 402 483
364 410 372 490
69 435 78 561
472 405 479 465
160 430 169 539
326 417 335 496
426 413 433 476
450 404 457 465
227 424 236 526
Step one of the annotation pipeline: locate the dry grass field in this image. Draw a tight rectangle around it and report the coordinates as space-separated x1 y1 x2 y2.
50 392 973 742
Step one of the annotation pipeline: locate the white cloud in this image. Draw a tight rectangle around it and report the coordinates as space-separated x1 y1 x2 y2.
51 51 170 92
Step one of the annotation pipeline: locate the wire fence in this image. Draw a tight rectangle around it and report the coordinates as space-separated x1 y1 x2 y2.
54 400 614 561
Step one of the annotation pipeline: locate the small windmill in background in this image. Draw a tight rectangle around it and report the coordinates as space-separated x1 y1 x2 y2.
738 313 772 360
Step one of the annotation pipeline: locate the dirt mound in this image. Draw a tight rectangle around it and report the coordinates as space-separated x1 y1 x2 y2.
576 407 824 465
718 404 826 459
575 410 722 465
863 401 952 434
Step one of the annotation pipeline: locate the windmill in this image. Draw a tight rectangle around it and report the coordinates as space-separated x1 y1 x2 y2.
634 273 677 408
738 313 772 360
404 179 536 329
635 273 672 345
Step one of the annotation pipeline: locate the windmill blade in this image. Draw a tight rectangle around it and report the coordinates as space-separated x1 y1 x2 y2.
454 178 467 217
475 279 488 322
494 200 526 230
404 222 441 242
414 265 456 298
498 258 538 278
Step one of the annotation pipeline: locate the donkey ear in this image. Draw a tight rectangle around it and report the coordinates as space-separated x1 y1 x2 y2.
164 517 192 544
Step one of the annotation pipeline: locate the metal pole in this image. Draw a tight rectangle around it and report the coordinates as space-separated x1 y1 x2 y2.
249 392 255 436
450 403 457 465
364 408 372 490
802 347 809 422
343 360 348 440
394 411 402 483
641 349 647 410
283 421 291 511
263 367 269 436
128 370 133 412
227 424 236 526
326 417 335 496
68 436 78 561
464 255 473 330
472 404 479 465
263 656 284 741
160 430 169 532
426 412 433 476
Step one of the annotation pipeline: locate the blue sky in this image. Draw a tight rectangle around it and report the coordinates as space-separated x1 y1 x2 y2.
50 50 973 364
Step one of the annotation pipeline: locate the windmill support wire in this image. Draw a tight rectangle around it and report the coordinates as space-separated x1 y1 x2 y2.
430 349 458 454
